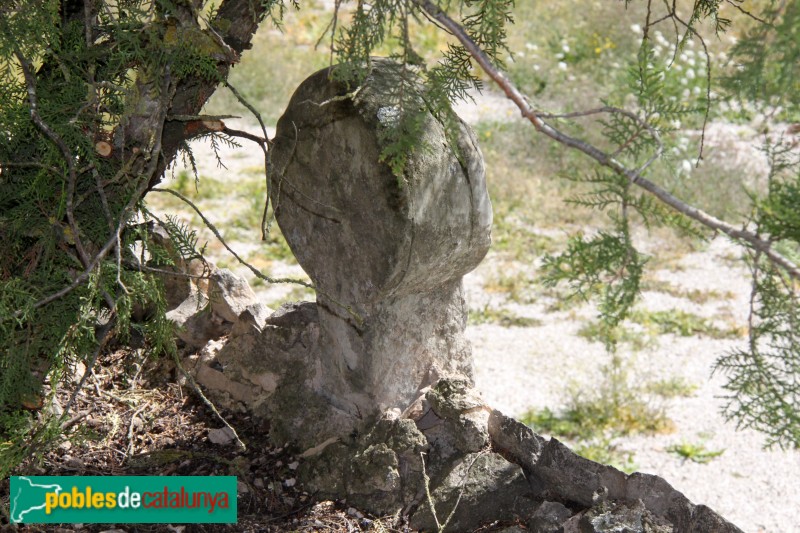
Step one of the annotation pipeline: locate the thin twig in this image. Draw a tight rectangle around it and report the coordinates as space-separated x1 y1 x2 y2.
130 263 213 280
0 161 62 176
167 114 240 121
62 320 115 418
225 82 273 239
125 407 147 449
223 126 268 146
61 407 96 431
150 186 364 326
172 352 246 450
150 187 311 287
126 402 150 458
725 0 771 25
536 105 663 173
419 448 489 533
420 451 442 531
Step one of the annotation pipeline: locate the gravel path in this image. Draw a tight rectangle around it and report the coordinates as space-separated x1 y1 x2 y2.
467 237 800 533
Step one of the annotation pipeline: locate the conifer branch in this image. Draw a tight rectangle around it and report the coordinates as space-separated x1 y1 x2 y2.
14 48 91 268
11 66 174 319
412 0 800 282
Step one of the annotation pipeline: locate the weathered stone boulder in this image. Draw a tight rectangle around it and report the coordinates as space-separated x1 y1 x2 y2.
409 452 539 531
268 58 492 417
529 501 573 533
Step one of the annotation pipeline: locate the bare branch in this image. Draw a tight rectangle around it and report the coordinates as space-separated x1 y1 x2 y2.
150 187 310 288
725 0 771 25
223 126 268 146
150 186 365 326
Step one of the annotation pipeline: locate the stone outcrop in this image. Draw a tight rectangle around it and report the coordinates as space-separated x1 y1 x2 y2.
174 60 744 532
164 265 268 350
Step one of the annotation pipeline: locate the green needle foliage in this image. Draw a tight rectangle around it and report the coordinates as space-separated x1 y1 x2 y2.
0 0 289 475
333 0 515 177
714 140 800 449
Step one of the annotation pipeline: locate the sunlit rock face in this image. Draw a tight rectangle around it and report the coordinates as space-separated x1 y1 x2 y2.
266 58 492 424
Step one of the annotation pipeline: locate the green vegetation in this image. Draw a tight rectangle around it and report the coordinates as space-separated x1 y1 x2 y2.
521 350 687 471
573 441 638 474
645 377 699 399
642 279 736 304
667 441 726 464
631 309 741 339
577 320 651 350
468 306 542 328
577 308 742 351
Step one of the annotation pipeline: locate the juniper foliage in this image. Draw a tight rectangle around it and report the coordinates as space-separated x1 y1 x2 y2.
0 0 287 475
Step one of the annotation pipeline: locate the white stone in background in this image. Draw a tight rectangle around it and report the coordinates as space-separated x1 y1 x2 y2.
207 426 236 445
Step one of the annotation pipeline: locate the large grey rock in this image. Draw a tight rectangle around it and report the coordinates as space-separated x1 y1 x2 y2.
209 268 259 323
529 501 573 533
409 452 538 532
165 292 227 349
531 438 628 506
268 58 492 416
578 500 672 533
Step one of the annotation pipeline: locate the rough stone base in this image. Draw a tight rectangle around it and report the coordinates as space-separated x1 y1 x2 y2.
186 323 744 533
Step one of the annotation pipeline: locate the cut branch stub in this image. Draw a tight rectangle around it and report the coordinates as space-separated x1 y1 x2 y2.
268 59 492 416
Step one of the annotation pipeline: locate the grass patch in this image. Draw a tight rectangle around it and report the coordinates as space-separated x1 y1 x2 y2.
574 440 638 474
522 393 673 442
468 306 542 328
667 441 725 464
476 121 598 230
521 351 679 471
577 321 652 351
645 377 698 399
578 309 742 351
491 200 559 261
630 309 741 339
642 279 736 304
483 271 537 304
